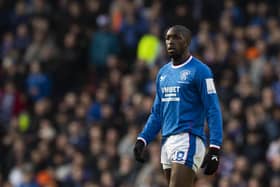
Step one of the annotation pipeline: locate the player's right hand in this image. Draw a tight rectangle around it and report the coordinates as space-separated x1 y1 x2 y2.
133 139 146 163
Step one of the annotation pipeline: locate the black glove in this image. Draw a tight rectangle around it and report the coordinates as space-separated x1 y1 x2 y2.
201 147 220 175
133 139 146 163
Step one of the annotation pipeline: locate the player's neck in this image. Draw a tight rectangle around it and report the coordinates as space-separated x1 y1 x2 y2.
172 52 191 66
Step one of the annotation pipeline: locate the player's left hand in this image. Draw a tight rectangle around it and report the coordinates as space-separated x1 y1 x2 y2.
201 147 220 175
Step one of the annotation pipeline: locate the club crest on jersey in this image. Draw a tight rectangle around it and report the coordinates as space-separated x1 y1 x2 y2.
160 75 167 81
180 70 191 81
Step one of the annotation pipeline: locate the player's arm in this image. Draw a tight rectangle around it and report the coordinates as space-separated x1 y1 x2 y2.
134 74 162 162
196 65 223 147
138 76 162 145
196 64 223 174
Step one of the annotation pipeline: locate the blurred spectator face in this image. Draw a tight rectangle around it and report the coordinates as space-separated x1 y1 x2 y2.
229 98 242 117
68 1 81 18
85 182 100 187
251 163 266 179
56 112 68 127
4 82 15 94
89 125 102 140
257 2 268 17
33 31 46 44
105 143 117 158
142 96 153 114
248 178 260 187
270 177 280 187
13 138 25 157
231 171 245 186
216 34 229 60
16 24 28 38
119 155 133 174
148 1 161 22
22 170 34 184
30 62 41 74
3 182 12 187
75 105 87 120
247 132 260 145
38 140 50 159
55 134 68 151
64 32 76 48
86 0 100 12
101 104 113 119
272 107 280 121
33 0 47 13
234 156 249 174
123 1 135 23
246 25 262 41
256 40 266 55
30 149 43 168
109 69 121 87
38 119 56 141
106 55 119 69
106 128 118 144
218 176 230 187
238 75 254 98
97 156 110 171
246 2 257 16
131 93 143 108
73 151 85 167
96 88 108 103
90 139 103 156
246 109 258 130
71 165 83 182
175 4 187 17
222 139 235 154
15 1 27 16
64 92 77 109
261 87 274 109
271 154 280 171
226 118 241 136
32 17 49 32
80 92 92 108
34 99 50 116
2 32 14 46
100 171 114 187
220 15 232 34
233 27 245 40
68 121 81 137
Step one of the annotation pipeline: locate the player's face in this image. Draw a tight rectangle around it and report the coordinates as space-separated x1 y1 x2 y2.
165 28 187 59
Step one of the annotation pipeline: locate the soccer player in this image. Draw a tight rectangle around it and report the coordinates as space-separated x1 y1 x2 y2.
133 25 223 187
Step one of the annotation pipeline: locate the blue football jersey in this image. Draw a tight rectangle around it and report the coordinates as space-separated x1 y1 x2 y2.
138 56 223 147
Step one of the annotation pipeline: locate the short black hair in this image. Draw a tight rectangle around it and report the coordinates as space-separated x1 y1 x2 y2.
166 25 192 44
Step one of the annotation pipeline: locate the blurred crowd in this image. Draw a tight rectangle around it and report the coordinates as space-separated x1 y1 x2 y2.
0 0 280 187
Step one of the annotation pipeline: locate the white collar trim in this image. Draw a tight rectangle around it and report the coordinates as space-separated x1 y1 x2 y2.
171 56 193 69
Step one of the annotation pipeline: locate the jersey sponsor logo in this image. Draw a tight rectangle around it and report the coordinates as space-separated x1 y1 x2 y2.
161 86 180 102
160 75 167 81
161 97 180 102
161 86 180 93
205 78 216 94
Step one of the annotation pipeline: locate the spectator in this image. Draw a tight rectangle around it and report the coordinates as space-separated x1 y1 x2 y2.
26 62 51 101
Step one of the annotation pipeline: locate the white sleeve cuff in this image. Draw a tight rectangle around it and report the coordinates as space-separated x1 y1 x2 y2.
210 144 220 149
137 137 147 146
